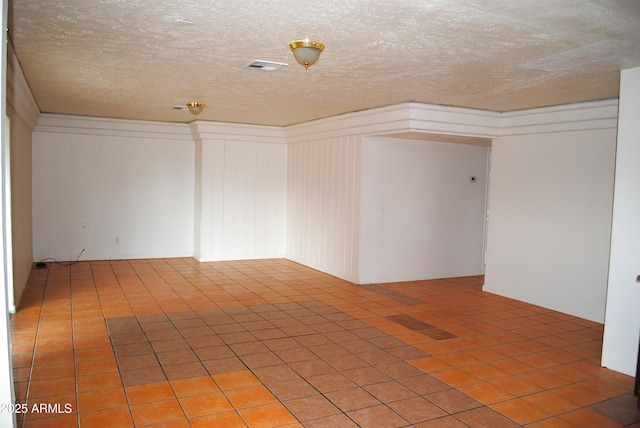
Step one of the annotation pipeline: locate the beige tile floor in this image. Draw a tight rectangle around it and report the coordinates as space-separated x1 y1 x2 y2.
9 258 640 427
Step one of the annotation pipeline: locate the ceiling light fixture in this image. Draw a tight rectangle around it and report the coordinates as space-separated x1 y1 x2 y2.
289 37 324 69
186 102 205 116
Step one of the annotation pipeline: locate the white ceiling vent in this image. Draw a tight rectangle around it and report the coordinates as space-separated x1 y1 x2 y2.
244 60 288 71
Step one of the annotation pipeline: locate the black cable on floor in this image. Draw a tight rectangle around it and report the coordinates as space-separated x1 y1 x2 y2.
35 248 85 268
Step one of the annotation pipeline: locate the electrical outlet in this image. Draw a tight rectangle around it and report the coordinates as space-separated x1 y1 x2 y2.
115 237 120 245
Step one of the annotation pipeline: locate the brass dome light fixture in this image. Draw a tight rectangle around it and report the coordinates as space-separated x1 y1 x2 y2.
186 101 205 116
289 37 324 69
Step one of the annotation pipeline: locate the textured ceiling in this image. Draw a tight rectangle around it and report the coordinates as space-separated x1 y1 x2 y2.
9 0 640 126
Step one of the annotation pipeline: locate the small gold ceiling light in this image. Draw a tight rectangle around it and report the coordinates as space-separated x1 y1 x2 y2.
186 102 205 116
289 37 324 69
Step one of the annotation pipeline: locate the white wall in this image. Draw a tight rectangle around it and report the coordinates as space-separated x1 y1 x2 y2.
286 136 363 283
602 67 640 376
1 0 17 424
33 116 194 261
484 101 618 323
284 103 499 284
193 129 287 261
6 42 38 311
359 137 489 283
